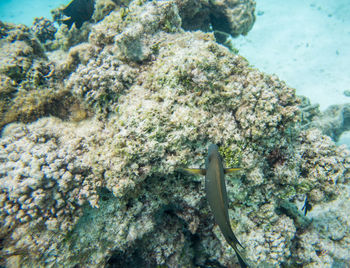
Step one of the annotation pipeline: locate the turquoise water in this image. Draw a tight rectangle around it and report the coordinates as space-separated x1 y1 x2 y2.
0 0 70 25
234 0 350 146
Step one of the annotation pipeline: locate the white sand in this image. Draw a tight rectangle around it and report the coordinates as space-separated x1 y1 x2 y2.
233 0 350 146
234 0 350 110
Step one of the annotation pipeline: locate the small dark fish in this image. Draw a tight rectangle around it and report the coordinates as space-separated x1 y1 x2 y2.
301 196 312 216
62 0 95 28
182 144 248 268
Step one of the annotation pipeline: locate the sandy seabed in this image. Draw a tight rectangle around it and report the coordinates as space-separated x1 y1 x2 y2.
234 0 350 146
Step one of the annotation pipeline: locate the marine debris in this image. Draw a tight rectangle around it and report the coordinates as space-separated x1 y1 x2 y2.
0 0 349 267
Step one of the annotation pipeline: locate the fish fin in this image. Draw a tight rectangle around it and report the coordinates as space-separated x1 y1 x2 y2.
180 168 206 176
224 168 241 174
229 232 244 249
230 242 249 268
236 251 249 268
61 16 72 21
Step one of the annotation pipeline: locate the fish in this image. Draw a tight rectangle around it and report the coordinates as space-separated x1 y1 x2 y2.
182 144 249 268
62 0 95 29
301 195 312 216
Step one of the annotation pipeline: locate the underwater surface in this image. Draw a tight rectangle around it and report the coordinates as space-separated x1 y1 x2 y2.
0 0 349 267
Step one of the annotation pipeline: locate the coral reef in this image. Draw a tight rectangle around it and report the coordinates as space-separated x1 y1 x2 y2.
0 21 61 129
31 17 57 43
0 0 349 267
46 23 92 51
209 0 256 36
310 103 350 142
92 0 120 22
0 21 92 130
0 118 102 265
0 22 44 82
175 0 256 37
65 50 137 112
299 95 321 127
49 0 133 51
293 185 350 267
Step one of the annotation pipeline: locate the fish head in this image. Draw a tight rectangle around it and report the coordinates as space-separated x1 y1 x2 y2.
208 144 219 155
206 144 222 168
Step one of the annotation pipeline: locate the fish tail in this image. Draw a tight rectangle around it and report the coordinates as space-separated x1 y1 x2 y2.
230 242 249 268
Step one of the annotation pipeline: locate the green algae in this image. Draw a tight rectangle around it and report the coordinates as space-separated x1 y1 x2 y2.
219 144 243 168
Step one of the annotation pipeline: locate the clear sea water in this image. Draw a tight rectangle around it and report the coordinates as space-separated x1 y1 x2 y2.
0 0 349 146
0 0 70 25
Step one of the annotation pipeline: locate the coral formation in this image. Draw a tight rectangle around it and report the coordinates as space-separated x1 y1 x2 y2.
49 0 134 52
294 185 350 267
209 0 256 37
92 0 119 22
311 103 350 142
31 17 57 43
299 95 321 127
0 21 92 130
0 22 44 82
66 50 137 112
0 118 101 264
175 0 256 37
0 0 349 267
46 23 92 51
0 21 60 129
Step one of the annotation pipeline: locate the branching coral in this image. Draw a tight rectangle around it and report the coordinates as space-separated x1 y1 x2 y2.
0 118 102 265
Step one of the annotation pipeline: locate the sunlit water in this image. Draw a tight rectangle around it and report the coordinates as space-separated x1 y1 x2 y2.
0 0 70 25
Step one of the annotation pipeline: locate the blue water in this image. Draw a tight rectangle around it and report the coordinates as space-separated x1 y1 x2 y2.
0 0 70 25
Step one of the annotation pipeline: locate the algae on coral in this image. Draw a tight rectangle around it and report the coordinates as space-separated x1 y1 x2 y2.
0 0 349 267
